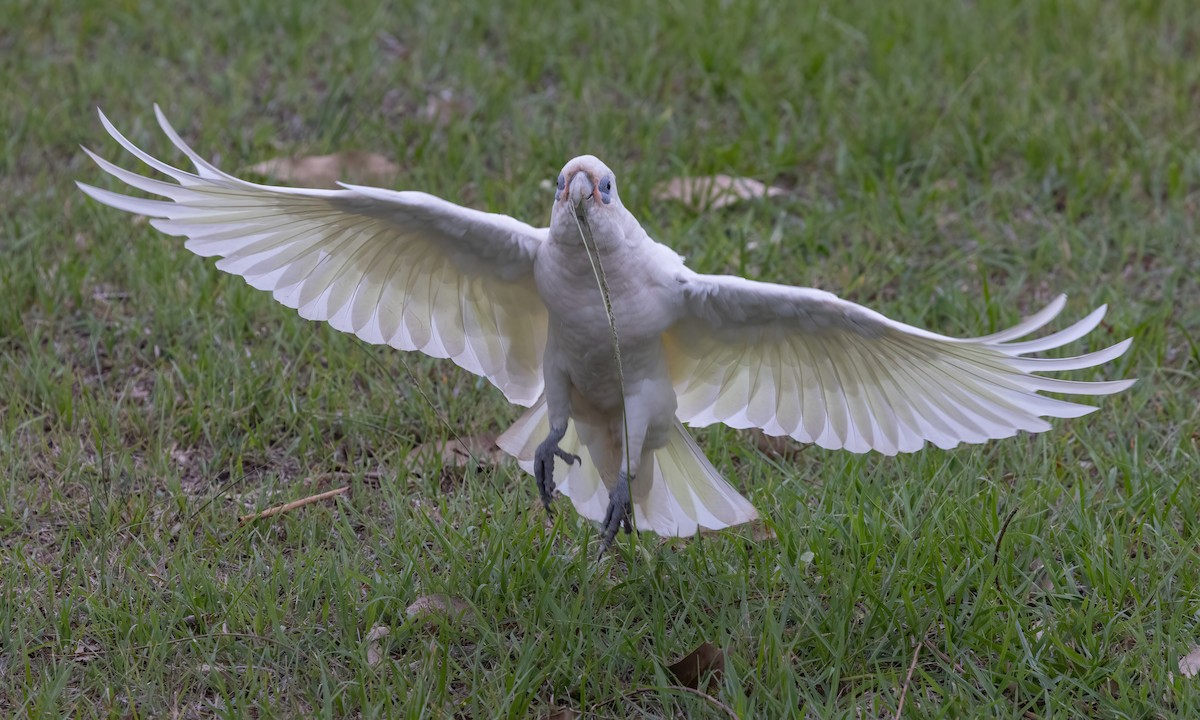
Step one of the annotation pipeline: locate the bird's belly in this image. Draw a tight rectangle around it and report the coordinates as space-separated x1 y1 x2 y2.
535 242 681 422
561 336 665 409
543 303 677 426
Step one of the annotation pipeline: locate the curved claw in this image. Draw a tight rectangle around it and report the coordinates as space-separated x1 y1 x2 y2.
598 474 632 556
534 430 578 513
555 448 581 466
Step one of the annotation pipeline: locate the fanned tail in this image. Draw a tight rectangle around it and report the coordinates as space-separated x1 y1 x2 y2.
498 401 758 537
632 420 759 536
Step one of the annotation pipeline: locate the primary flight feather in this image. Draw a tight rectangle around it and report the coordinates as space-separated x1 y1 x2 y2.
79 107 1135 551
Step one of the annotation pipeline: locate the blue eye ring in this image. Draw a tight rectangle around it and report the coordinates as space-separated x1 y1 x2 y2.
555 173 565 200
599 176 613 204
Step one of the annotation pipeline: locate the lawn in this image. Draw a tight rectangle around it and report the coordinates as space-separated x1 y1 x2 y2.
2 0 1199 717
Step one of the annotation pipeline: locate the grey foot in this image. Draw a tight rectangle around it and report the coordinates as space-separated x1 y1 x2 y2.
599 472 634 555
534 428 580 513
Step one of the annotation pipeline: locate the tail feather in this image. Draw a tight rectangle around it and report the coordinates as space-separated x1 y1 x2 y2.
495 397 612 522
658 422 760 528
497 399 758 537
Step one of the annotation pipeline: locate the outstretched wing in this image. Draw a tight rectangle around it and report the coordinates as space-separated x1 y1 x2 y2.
78 107 548 406
665 271 1134 455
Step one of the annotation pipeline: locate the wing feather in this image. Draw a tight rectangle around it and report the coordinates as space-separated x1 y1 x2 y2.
79 108 548 405
667 272 1134 455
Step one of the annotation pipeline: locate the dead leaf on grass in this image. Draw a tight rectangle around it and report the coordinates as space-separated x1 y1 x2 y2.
1029 558 1054 593
364 625 390 667
409 433 502 468
667 641 725 691
749 428 808 460
420 88 475 128
1180 645 1200 678
747 521 777 543
72 639 102 664
701 519 776 543
405 594 473 623
653 175 785 212
246 151 399 188
1030 619 1045 642
375 30 410 60
542 710 577 720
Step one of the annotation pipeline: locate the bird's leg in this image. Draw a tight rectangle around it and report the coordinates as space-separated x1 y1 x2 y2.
535 358 575 513
534 425 580 513
598 405 650 556
599 470 634 554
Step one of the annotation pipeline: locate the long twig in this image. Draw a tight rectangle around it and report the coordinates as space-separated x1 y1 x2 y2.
894 640 922 720
237 486 349 525
922 637 965 675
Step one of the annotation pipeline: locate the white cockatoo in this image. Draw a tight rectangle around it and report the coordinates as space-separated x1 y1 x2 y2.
79 107 1134 552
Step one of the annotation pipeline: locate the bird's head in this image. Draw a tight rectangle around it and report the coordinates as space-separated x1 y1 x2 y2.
549 155 630 246
555 155 618 211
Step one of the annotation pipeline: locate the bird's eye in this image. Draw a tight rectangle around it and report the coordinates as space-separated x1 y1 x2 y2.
599 176 613 204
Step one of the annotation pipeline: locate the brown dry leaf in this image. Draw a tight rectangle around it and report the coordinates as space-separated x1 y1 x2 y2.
409 433 502 468
72 639 102 664
1029 558 1054 593
420 88 475 128
653 175 785 212
700 519 775 542
747 521 777 543
542 710 577 720
375 30 410 60
365 625 390 667
667 641 725 690
247 151 399 189
406 594 473 623
1030 619 1045 642
749 428 807 460
1180 645 1200 678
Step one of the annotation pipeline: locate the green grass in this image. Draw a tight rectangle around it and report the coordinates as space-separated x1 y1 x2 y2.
2 0 1198 717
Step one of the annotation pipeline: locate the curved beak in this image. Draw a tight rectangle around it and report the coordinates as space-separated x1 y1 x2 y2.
567 171 595 211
